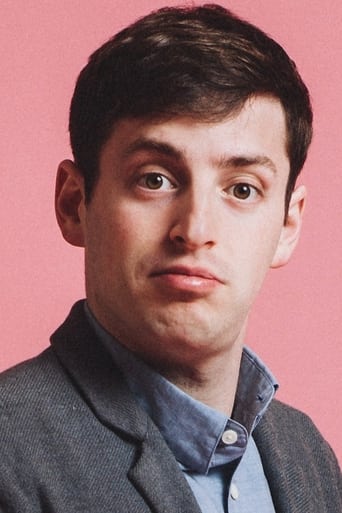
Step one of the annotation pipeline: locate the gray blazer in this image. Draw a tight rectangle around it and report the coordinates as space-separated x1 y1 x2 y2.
0 301 341 512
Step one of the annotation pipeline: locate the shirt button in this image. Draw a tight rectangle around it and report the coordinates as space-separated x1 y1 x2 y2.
230 483 239 500
222 429 238 445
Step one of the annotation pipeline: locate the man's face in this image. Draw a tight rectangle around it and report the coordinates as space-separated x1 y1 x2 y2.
61 96 304 368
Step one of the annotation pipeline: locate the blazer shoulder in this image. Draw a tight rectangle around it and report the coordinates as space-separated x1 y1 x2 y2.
0 301 89 411
254 398 341 512
266 398 319 426
262 398 339 461
0 345 88 435
0 348 61 402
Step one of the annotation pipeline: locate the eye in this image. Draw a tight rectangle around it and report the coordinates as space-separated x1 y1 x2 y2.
138 172 175 190
229 183 259 201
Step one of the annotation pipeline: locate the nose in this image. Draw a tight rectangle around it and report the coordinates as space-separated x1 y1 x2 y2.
169 189 217 251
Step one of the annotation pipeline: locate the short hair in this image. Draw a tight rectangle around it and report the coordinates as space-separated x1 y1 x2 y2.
69 3 313 212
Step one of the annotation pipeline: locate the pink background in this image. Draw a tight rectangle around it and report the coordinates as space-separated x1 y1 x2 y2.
1 1 341 463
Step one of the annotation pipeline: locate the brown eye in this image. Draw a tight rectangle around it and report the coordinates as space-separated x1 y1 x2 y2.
233 183 252 200
145 173 164 189
139 173 175 190
225 182 260 203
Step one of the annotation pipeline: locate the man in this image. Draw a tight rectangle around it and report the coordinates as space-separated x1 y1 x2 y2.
0 4 341 512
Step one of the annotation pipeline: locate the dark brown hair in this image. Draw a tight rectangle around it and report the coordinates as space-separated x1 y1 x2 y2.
69 4 313 211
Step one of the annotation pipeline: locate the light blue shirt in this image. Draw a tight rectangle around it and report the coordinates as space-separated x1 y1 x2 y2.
85 303 277 512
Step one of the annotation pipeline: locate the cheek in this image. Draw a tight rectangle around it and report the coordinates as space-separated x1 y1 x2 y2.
95 206 162 276
233 215 284 281
90 203 139 246
115 202 171 245
253 227 283 263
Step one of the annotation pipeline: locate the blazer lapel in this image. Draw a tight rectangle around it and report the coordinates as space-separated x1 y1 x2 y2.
50 301 201 513
50 300 148 440
129 417 202 513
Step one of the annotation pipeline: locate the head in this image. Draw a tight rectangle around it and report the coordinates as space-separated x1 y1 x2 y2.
56 5 312 374
69 4 312 215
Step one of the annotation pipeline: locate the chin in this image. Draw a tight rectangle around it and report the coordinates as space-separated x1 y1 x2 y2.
150 318 226 353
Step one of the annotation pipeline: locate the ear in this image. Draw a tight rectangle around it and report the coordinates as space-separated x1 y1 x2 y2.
55 160 86 247
271 185 306 269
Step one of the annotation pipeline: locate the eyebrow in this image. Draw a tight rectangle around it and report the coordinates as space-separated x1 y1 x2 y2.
122 137 277 174
216 155 277 175
122 137 183 161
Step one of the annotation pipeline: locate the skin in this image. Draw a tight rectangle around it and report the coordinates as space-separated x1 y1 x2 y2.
56 95 305 414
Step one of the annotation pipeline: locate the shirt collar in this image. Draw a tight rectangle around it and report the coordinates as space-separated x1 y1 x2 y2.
85 302 278 474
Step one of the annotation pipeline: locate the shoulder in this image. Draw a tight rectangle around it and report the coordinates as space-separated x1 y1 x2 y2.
265 398 323 430
258 398 339 461
0 343 139 512
0 300 88 403
254 398 341 510
0 348 66 407
0 350 76 508
0 300 93 415
0 345 80 404
0 348 83 443
264 399 337 450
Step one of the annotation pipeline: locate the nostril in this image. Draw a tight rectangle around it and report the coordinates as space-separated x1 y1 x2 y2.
173 235 185 244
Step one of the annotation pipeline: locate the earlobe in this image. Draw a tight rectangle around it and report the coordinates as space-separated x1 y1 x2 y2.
55 160 86 247
271 185 306 269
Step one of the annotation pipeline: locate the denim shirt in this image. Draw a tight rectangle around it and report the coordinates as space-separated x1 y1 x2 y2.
85 303 277 512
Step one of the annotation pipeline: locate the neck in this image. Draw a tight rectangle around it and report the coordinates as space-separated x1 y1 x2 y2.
151 342 243 416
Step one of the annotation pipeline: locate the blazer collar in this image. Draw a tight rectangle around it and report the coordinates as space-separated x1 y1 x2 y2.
50 300 202 513
50 300 148 442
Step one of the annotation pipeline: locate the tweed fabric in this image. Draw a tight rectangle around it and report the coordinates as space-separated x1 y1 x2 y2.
0 301 341 512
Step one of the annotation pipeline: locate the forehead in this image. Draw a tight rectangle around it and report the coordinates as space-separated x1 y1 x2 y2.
100 95 289 172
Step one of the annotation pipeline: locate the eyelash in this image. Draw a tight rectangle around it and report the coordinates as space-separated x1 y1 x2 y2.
227 183 261 202
137 172 262 203
137 172 175 191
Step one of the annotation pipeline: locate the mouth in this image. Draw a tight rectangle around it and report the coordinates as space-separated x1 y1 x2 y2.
150 265 224 295
152 265 221 280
